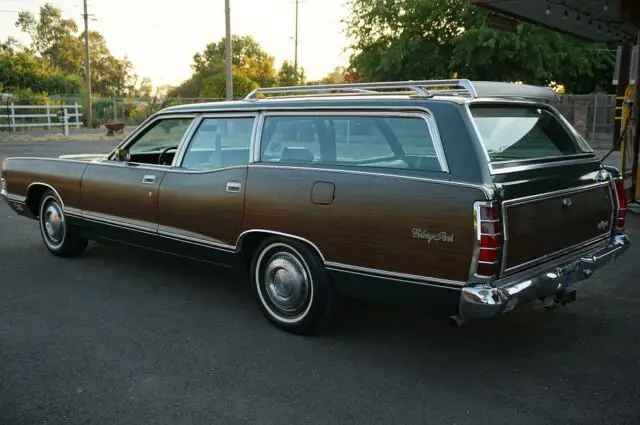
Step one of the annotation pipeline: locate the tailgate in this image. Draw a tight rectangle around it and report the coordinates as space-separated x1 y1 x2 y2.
467 101 617 277
502 182 614 274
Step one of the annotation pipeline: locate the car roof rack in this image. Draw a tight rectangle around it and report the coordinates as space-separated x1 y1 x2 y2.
243 79 560 102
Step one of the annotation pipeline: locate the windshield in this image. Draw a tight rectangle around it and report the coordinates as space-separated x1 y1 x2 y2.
469 105 587 162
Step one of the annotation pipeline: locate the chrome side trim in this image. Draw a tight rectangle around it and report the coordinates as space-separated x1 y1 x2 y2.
64 207 82 217
82 211 157 234
325 261 465 288
248 164 493 198
500 181 613 275
65 212 471 289
258 110 451 174
158 226 235 251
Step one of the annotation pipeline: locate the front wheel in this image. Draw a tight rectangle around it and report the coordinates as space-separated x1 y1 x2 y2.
250 237 342 335
38 189 88 258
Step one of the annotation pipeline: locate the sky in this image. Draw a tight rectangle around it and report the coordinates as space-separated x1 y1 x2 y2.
0 0 352 88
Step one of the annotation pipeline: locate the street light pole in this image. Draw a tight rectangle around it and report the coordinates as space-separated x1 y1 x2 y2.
82 0 92 127
225 0 233 100
293 0 299 83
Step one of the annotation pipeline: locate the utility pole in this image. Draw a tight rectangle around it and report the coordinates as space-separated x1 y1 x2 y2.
82 0 92 128
293 0 299 83
224 0 233 100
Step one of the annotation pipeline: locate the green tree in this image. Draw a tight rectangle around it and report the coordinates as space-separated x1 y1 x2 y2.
192 35 277 87
277 60 306 86
345 0 614 93
15 4 79 71
200 72 259 99
0 47 82 95
173 35 278 97
9 4 142 98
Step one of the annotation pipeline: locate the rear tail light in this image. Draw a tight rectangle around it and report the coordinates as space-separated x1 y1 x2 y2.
473 202 503 278
613 178 627 232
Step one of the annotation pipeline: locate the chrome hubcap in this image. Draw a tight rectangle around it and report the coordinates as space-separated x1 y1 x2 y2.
263 252 310 314
43 201 65 244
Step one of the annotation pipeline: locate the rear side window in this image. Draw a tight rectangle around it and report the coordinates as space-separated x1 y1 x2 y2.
469 105 587 162
259 114 444 172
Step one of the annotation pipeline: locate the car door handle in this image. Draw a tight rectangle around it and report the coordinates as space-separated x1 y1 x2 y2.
226 181 242 193
142 174 156 184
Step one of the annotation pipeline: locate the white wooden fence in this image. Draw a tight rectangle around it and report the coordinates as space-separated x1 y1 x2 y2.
0 103 83 131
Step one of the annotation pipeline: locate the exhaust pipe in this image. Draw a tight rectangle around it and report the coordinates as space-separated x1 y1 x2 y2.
556 290 577 306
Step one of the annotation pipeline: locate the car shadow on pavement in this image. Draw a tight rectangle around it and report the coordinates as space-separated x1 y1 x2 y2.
83 238 629 360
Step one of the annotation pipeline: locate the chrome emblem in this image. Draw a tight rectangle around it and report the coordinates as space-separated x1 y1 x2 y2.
412 228 455 243
597 220 609 230
561 197 572 207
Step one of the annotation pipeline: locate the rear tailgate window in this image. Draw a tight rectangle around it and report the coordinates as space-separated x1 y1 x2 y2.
469 105 591 163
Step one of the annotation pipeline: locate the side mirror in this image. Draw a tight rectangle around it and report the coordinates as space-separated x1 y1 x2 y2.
113 148 130 162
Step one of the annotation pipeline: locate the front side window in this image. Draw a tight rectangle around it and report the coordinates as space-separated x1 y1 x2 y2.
126 118 194 165
469 105 587 162
181 117 255 170
259 114 443 172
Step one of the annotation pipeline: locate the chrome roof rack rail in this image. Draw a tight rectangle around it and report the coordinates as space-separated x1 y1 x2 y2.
243 79 560 102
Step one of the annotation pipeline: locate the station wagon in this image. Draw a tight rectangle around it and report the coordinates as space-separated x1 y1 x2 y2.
1 79 631 334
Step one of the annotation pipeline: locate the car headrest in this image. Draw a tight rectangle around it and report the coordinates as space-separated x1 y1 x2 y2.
279 146 315 163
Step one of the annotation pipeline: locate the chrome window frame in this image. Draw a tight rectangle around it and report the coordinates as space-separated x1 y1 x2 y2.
171 112 260 171
103 113 199 170
464 99 597 175
252 109 451 173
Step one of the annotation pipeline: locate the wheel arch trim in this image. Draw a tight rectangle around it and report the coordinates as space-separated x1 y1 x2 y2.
236 229 326 262
25 182 65 216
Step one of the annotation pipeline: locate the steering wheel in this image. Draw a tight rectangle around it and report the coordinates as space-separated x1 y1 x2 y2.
158 146 179 165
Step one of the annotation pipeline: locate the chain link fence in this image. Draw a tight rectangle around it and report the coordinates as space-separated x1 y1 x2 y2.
89 97 225 128
554 94 618 151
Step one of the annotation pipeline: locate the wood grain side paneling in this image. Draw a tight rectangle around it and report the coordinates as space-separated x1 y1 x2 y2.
243 166 488 282
504 184 614 271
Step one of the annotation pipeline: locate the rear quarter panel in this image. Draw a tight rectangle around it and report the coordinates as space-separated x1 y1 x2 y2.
242 166 488 283
2 158 89 209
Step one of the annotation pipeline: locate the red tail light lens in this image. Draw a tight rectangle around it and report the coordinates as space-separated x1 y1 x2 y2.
474 203 503 278
614 178 627 231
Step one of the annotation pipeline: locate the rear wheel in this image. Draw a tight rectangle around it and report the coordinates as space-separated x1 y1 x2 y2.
38 189 88 258
250 236 342 335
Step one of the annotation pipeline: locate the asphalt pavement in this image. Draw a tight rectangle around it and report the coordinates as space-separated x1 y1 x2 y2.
1 141 639 424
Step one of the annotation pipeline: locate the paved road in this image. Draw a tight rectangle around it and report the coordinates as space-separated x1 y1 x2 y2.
1 142 639 424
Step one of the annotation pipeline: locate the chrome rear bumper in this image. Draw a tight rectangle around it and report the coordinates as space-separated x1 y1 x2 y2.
458 234 630 321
